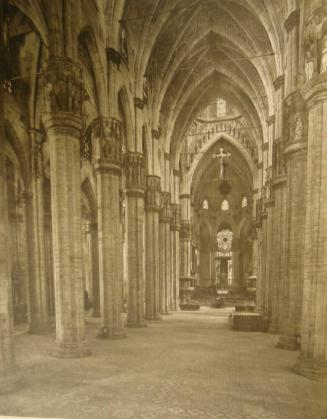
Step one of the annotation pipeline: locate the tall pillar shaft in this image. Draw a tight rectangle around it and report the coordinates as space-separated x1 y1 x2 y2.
269 178 287 334
145 176 161 320
180 221 192 278
43 58 89 357
125 152 146 327
278 94 307 349
231 251 240 291
93 117 125 338
294 77 327 378
90 223 100 317
171 204 180 311
26 129 50 334
159 192 172 314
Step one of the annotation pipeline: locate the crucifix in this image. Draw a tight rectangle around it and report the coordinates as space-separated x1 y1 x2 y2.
213 147 231 179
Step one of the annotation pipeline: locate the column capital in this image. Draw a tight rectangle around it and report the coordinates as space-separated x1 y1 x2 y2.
92 116 122 173
180 220 192 240
173 169 180 177
42 113 83 137
42 57 84 121
145 175 161 211
180 193 191 200
170 203 180 231
284 9 300 32
124 152 145 195
159 191 172 223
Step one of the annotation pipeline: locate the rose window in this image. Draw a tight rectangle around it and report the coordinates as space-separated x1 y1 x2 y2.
217 229 233 252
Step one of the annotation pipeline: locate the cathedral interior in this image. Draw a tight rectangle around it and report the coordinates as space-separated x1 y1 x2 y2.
0 0 327 418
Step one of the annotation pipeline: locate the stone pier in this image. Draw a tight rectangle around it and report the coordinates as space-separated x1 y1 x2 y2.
43 58 90 358
145 176 162 320
125 152 146 328
93 117 125 338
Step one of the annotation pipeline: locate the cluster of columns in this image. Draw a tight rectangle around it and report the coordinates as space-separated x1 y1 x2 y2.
0 2 21 388
255 5 327 379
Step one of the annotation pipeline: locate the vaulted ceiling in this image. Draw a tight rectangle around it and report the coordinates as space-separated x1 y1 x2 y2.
122 0 285 171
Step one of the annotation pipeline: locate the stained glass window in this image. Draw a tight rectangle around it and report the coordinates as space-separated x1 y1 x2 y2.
203 198 209 209
217 229 233 252
217 98 226 117
221 199 229 211
242 196 248 208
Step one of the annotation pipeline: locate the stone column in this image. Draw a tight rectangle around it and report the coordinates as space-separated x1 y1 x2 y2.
171 204 180 311
179 194 192 280
159 192 172 314
254 197 263 312
42 58 90 357
0 7 21 388
124 152 146 327
90 222 100 317
269 176 287 333
294 75 327 378
26 129 50 334
277 94 307 349
231 250 240 291
93 117 125 338
145 175 161 320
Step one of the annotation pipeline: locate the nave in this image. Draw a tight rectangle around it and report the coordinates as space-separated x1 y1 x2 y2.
2 0 327 405
0 310 326 419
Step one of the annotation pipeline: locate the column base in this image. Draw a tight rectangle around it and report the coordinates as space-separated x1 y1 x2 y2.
0 369 23 394
97 327 126 339
276 335 299 350
126 321 147 328
294 355 327 380
50 340 91 358
145 313 162 321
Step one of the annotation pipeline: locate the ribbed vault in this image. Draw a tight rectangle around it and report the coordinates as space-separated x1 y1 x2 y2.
122 0 283 175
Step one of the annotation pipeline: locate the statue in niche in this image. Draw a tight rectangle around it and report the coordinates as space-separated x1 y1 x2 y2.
320 34 327 74
304 29 316 81
294 117 303 141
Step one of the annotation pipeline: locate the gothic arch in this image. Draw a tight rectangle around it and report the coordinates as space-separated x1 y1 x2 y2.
182 132 255 196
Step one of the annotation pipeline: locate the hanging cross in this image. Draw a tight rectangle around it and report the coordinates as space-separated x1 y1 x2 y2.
213 147 231 179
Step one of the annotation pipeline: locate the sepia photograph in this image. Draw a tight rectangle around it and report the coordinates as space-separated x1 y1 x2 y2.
0 0 327 418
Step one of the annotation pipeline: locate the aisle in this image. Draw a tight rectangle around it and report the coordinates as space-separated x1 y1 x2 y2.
1 310 326 419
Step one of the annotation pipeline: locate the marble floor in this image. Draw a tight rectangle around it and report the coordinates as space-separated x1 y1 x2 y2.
1 308 326 419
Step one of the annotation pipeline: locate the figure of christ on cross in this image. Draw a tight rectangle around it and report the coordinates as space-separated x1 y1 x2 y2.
213 147 231 179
